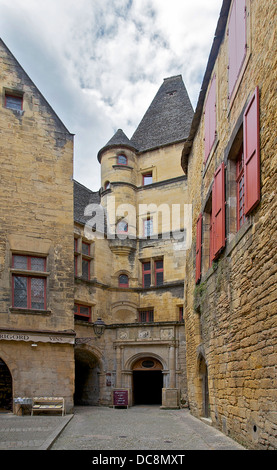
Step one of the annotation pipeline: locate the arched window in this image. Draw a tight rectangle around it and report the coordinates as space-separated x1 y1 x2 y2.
117 154 127 165
119 274 129 288
104 181 111 190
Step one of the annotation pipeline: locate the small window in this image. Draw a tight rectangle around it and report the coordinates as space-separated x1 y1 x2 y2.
117 220 128 234
142 172 153 185
119 274 129 288
12 255 46 310
117 154 127 165
74 303 91 322
142 261 151 288
154 259 163 286
81 242 91 280
5 93 23 111
143 218 153 237
104 181 111 190
179 306 184 322
139 310 154 323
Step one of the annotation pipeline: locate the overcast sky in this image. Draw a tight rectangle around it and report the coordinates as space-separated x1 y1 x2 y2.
1 0 222 191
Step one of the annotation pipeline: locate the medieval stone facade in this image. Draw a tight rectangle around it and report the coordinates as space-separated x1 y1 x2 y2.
181 0 277 450
0 0 276 451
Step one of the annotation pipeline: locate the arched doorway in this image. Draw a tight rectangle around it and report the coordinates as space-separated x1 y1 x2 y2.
199 355 210 418
0 358 13 412
74 348 100 406
132 357 163 405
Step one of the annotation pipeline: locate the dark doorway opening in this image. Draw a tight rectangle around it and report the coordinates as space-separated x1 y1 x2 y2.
133 370 163 405
74 349 100 406
0 358 12 412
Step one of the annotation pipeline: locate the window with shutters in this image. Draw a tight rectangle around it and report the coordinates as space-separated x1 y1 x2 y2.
228 0 247 99
226 87 260 238
11 254 47 311
204 74 217 163
195 214 202 283
211 162 226 259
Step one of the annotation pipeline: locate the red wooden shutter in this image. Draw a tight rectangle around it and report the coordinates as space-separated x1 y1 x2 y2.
195 213 202 283
243 87 260 215
204 74 216 162
228 0 246 97
212 162 225 258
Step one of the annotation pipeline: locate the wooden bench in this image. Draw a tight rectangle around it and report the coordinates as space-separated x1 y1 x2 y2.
31 397 65 416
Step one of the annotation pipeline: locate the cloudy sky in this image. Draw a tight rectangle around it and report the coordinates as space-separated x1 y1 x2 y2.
1 0 222 191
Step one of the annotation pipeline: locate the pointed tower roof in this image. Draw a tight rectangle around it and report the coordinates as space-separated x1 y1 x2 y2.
97 129 137 162
130 75 194 152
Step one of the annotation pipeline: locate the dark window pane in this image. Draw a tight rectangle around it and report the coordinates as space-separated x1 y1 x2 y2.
80 306 90 316
155 260 163 270
13 276 27 308
13 255 28 270
143 262 150 271
82 242 90 256
117 155 127 164
31 278 45 309
82 259 90 279
119 274 129 286
6 95 22 110
143 273 151 288
156 271 163 286
31 257 45 272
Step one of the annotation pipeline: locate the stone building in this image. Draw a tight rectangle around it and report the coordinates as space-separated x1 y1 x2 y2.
181 0 277 449
0 39 75 411
73 75 194 408
0 0 276 451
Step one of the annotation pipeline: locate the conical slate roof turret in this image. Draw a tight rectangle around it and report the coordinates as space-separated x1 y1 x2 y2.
130 75 194 152
97 129 137 162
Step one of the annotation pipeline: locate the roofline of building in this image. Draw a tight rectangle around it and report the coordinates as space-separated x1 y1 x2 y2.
181 0 231 172
0 38 74 137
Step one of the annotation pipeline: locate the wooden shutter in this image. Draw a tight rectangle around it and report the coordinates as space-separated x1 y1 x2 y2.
228 0 246 97
195 213 202 283
243 87 260 215
212 162 225 259
204 74 216 162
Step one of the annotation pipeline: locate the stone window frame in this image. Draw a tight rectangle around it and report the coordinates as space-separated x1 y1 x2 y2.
10 253 49 314
74 236 94 281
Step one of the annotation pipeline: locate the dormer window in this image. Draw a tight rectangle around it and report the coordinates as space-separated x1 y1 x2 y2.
117 154 127 165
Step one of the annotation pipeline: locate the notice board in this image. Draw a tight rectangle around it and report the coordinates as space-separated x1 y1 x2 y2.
113 389 129 408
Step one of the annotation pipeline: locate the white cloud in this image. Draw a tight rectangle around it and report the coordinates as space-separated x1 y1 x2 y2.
0 0 222 190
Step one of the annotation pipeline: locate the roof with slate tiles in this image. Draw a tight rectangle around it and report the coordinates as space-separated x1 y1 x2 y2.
74 180 101 226
130 75 194 152
97 75 194 161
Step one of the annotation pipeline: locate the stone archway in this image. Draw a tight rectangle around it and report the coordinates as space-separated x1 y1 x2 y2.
132 357 163 405
0 358 13 412
74 346 102 406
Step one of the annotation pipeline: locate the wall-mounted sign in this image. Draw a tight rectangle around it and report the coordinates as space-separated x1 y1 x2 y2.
0 331 74 345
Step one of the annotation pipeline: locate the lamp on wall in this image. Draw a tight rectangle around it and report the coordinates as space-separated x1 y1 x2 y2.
93 317 106 337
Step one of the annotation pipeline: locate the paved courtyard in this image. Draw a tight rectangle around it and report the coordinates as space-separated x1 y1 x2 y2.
51 406 244 451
